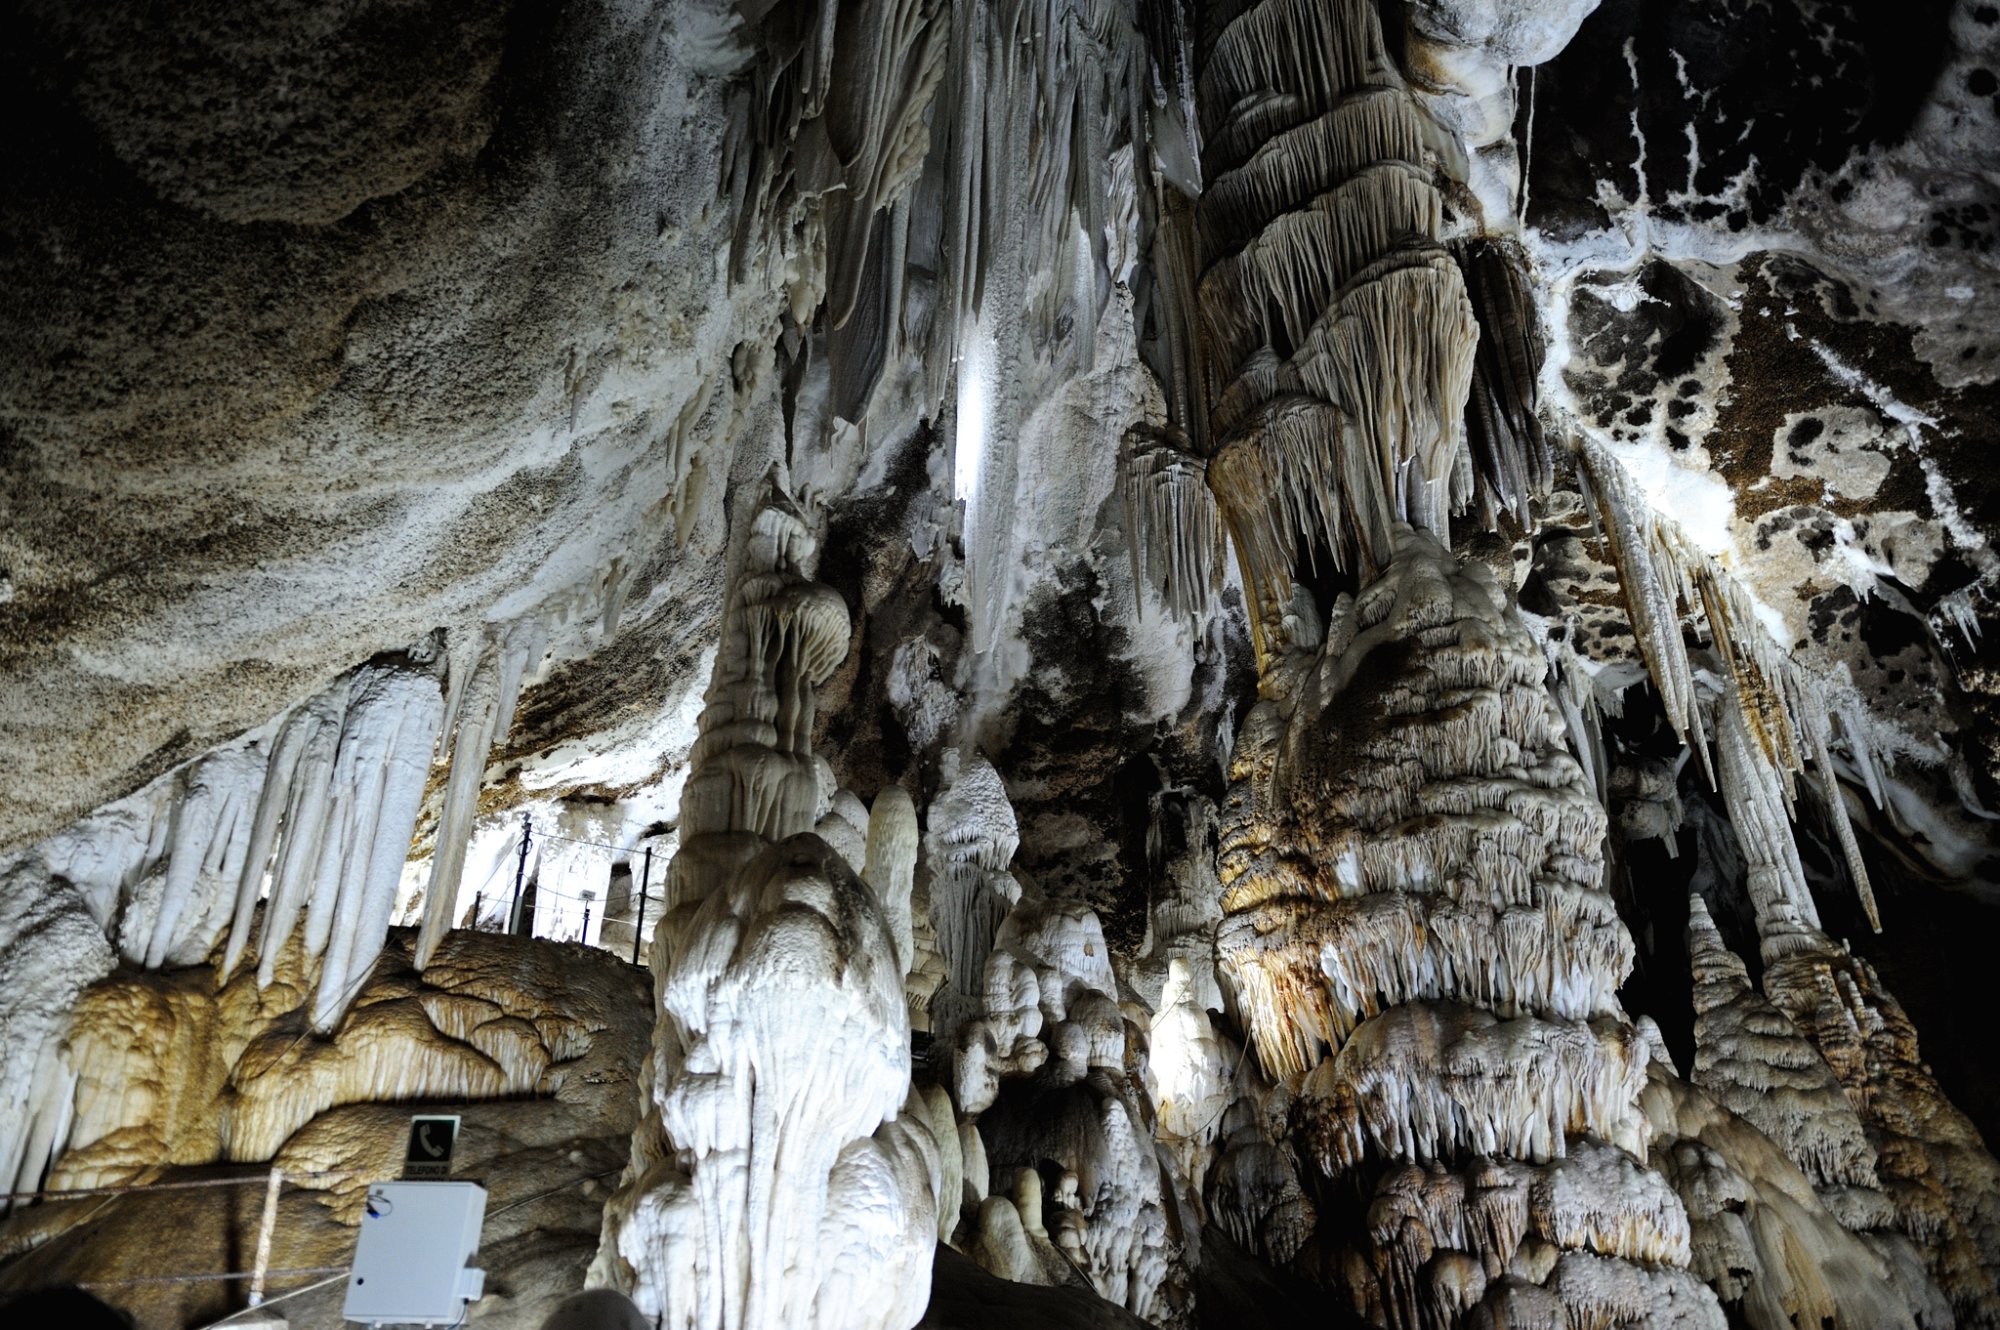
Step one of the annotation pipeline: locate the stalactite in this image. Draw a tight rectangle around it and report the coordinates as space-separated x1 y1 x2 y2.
1121 426 1223 623
1196 0 1479 624
1199 164 1445 372
415 622 546 969
1194 2 1719 1323
1297 1004 1651 1173
1575 436 1884 930
821 0 950 333
1195 0 1394 164
1715 695 1824 961
1198 91 1433 262
1450 237 1550 530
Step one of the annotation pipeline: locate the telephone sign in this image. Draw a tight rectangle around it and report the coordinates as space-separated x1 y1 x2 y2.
403 1115 461 1179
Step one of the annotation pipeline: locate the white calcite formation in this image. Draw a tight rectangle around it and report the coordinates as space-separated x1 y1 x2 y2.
1197 0 1479 648
592 484 939 1330
1145 958 1233 1198
928 758 1182 1322
5 2 2000 1328
1122 427 1224 624
1194 2 1715 1323
1686 894 1884 1200
1341 1143 1706 1330
0 648 453 1200
415 621 550 969
955 892 1126 1117
1760 937 2000 1324
1208 1066 1318 1266
926 754 1025 1063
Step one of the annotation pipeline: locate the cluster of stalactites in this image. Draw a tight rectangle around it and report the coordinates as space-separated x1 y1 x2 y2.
63 652 450 1035
1576 437 1882 934
1121 426 1223 623
1297 1004 1653 1175
1195 0 1479 654
1215 530 1628 1079
414 620 548 968
1344 1144 1707 1330
1452 236 1551 533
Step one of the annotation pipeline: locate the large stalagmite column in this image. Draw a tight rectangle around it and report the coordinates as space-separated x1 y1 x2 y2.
593 481 939 1330
1192 1 1715 1323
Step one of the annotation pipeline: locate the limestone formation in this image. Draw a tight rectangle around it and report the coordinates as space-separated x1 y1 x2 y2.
593 484 939 1330
3 2 1999 1329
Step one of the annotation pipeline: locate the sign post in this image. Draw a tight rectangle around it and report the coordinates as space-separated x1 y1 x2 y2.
402 1115 461 1181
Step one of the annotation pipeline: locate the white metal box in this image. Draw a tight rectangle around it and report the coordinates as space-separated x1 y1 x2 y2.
342 1181 488 1326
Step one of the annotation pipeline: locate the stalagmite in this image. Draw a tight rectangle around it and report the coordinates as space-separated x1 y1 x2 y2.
1761 936 2000 1323
593 480 938 1330
930 755 1183 1321
925 754 1024 1057
1194 3 1714 1323
1642 1060 1937 1330
865 785 921 974
955 891 1126 1116
1686 893 1883 1196
1146 959 1232 1196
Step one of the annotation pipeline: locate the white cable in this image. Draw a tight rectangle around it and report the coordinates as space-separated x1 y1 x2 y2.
193 1271 348 1328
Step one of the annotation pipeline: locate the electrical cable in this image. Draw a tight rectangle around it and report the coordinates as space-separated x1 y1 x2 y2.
534 829 648 855
484 1166 626 1220
192 1271 349 1329
77 1266 346 1291
4 1170 349 1204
